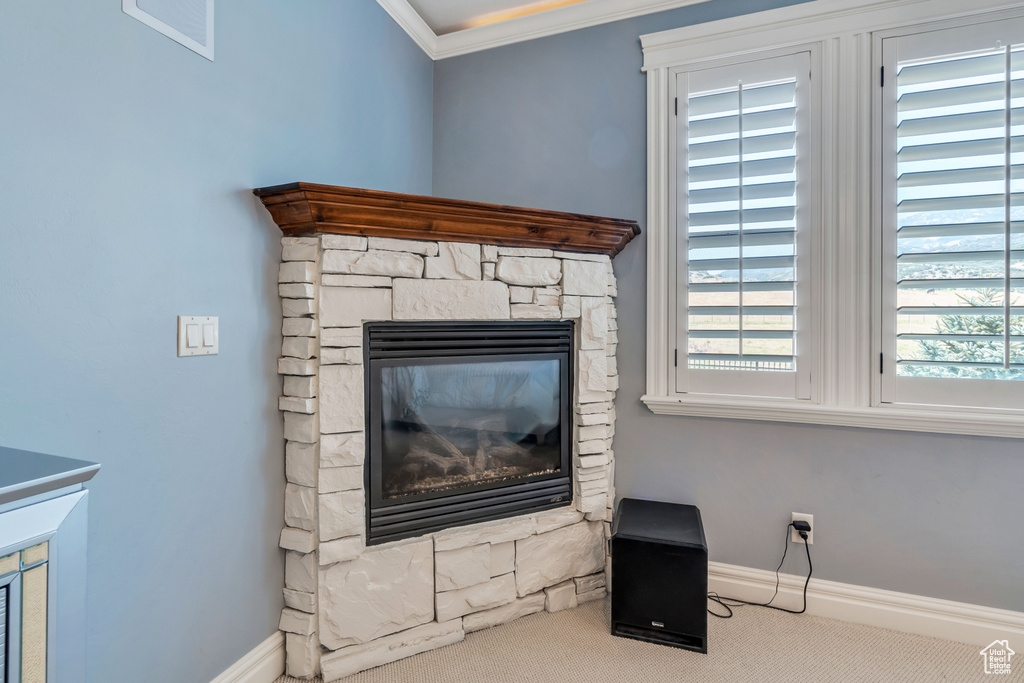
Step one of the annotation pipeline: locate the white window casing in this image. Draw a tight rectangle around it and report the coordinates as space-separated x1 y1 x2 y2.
642 0 1024 438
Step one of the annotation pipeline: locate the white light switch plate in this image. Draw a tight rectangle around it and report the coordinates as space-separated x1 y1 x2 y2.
178 316 218 357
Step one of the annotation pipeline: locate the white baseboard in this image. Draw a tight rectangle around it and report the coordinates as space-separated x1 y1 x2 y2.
708 561 1024 647
210 632 285 683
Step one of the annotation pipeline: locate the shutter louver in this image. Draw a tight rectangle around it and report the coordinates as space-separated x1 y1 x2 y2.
686 79 798 371
894 45 1024 380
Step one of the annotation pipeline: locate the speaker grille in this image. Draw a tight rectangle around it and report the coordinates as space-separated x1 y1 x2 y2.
613 622 706 652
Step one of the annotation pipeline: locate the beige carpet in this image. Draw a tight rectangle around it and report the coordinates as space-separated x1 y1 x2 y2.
277 599 1018 682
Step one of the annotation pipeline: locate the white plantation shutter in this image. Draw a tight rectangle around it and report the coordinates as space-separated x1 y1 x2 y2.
676 52 814 399
881 19 1024 409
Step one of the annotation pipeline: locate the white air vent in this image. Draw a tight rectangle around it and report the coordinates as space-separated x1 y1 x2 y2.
123 0 214 61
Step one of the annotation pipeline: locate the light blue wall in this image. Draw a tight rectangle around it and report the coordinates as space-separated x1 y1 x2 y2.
433 0 1024 612
0 2 432 682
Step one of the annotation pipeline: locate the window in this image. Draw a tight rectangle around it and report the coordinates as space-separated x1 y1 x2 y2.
642 0 1024 437
879 16 1024 410
677 52 815 400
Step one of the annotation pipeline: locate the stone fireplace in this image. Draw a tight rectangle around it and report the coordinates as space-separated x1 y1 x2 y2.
255 183 638 681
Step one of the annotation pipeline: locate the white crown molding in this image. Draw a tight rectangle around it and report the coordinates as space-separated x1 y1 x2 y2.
434 0 713 59
378 0 714 60
709 561 1024 647
209 632 284 683
376 0 439 57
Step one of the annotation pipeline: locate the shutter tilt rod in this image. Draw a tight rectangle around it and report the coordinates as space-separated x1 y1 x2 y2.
1003 46 1012 370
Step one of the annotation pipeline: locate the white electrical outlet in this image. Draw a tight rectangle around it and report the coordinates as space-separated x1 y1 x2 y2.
791 512 813 544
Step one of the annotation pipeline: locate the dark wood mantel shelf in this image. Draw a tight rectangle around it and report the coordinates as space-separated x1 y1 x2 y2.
252 183 640 258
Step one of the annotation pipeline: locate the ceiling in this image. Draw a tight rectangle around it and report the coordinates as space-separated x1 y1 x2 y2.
405 0 591 35
376 0 712 60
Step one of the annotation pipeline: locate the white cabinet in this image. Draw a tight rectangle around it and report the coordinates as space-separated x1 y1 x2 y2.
0 448 99 683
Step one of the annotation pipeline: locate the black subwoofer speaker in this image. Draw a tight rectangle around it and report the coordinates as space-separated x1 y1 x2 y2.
611 498 708 653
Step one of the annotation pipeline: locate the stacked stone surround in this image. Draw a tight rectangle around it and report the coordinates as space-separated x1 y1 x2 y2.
275 235 620 681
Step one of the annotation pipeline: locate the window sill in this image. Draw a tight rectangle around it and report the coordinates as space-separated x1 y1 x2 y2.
641 394 1024 439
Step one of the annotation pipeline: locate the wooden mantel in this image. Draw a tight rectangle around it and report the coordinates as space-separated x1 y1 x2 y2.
252 183 640 257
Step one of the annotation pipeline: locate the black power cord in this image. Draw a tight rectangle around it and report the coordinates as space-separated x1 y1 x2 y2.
707 522 813 618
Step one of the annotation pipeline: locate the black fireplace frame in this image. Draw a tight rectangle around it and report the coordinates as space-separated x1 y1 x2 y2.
364 321 574 545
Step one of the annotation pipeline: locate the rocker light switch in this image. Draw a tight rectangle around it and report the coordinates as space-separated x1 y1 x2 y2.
178 316 218 357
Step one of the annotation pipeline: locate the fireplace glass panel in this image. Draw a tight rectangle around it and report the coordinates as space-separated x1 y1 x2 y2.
380 359 562 499
366 321 573 544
